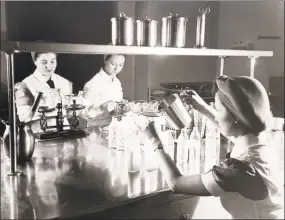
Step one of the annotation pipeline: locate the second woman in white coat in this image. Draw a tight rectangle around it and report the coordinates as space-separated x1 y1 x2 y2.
82 54 127 119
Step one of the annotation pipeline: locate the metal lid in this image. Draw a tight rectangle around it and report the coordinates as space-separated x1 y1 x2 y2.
136 16 158 23
169 12 179 17
162 12 187 20
111 12 133 21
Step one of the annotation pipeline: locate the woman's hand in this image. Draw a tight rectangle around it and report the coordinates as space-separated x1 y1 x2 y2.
185 90 208 112
121 99 129 104
101 101 118 112
145 121 164 151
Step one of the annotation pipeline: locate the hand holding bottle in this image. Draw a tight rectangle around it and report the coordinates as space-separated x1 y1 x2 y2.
101 100 118 112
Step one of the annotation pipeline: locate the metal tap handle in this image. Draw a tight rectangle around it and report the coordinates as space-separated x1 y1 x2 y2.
119 12 126 17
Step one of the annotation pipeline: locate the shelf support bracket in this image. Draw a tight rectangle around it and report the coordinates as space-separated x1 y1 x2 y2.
249 56 258 78
5 51 19 176
219 56 226 76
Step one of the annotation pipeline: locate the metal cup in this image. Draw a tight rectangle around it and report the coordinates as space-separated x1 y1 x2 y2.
158 93 192 130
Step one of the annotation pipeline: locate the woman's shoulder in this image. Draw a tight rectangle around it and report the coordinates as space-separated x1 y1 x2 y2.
83 73 105 88
53 73 72 84
22 74 38 91
208 157 269 200
22 73 36 83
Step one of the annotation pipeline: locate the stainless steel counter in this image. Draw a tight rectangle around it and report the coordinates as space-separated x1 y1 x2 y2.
1 127 197 219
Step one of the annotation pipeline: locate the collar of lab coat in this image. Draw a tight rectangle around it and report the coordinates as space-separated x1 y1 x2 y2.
98 68 117 82
231 132 268 158
33 70 56 83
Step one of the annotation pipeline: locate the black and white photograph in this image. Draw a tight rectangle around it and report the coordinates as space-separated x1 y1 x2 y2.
0 1 284 219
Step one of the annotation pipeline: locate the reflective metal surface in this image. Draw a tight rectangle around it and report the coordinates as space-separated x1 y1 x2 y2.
1 128 171 219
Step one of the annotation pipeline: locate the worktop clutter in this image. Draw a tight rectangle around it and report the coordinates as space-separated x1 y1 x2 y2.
99 99 221 177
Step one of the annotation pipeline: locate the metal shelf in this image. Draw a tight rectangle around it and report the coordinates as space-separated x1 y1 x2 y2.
1 41 273 57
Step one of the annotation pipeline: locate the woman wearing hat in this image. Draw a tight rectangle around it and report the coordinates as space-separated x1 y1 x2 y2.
145 75 283 219
81 54 128 120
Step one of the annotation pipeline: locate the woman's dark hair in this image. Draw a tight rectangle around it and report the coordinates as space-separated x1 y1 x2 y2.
104 54 126 61
31 52 57 62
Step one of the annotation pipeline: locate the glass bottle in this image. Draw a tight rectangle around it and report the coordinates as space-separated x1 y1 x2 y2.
204 121 220 171
108 116 118 149
176 128 188 165
54 89 62 106
77 91 84 106
188 127 201 175
115 116 125 151
163 129 175 160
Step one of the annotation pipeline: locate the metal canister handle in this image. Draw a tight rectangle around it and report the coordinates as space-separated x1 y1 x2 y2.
199 7 210 14
119 12 126 18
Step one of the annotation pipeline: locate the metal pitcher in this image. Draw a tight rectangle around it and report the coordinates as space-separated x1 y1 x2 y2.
1 92 43 163
1 119 36 163
158 91 192 130
111 12 134 46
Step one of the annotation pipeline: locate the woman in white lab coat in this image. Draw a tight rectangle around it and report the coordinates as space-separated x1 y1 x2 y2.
81 54 127 120
16 52 73 130
146 76 284 219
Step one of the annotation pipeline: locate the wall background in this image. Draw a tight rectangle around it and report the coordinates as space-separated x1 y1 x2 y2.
217 1 284 116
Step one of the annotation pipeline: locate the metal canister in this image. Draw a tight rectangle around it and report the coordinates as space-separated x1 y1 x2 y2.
161 13 188 48
136 17 158 47
111 12 134 46
175 17 188 48
161 16 172 47
158 94 192 130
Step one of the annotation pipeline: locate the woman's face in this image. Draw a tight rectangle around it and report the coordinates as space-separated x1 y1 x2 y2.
214 94 237 137
104 55 125 76
34 53 57 78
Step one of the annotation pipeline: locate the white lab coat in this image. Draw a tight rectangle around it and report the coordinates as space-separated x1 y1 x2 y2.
81 68 123 119
18 70 73 132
